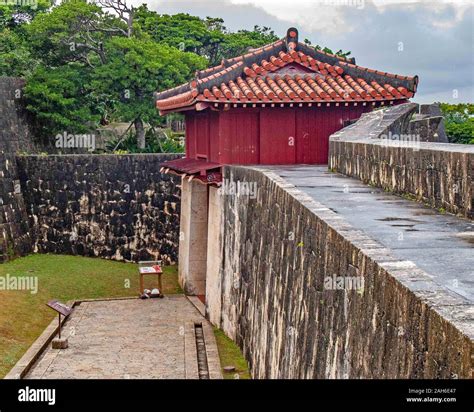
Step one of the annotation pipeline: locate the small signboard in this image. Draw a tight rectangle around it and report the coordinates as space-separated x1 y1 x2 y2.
139 265 162 274
47 300 72 317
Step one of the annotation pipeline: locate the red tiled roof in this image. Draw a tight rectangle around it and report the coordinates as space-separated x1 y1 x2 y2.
155 27 419 114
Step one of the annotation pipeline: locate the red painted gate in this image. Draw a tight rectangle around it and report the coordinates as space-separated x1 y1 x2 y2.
260 109 296 164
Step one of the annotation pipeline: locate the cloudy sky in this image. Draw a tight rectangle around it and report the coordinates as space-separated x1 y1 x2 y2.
129 0 473 103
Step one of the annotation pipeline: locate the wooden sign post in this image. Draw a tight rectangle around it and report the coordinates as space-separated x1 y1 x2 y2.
46 300 72 349
138 261 164 298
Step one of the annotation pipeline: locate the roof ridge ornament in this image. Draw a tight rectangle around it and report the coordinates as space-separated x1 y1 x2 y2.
286 27 298 52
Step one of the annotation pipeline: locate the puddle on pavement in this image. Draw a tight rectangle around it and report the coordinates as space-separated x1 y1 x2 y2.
456 232 474 245
298 185 332 188
378 217 422 223
332 190 375 194
413 210 436 216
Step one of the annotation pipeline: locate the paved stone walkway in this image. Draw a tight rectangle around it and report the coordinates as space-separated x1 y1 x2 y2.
26 296 220 379
269 165 474 303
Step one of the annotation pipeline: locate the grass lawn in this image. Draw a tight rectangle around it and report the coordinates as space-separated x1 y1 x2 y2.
213 328 251 379
0 254 181 378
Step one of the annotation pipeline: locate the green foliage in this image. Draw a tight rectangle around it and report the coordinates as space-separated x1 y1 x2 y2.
134 8 278 66
0 0 51 76
0 0 51 30
218 26 278 64
304 38 351 58
439 103 474 144
91 36 206 125
21 2 205 144
24 65 99 137
134 10 220 54
26 0 110 66
0 28 37 76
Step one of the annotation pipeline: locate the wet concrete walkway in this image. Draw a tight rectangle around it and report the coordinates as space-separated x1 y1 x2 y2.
268 166 474 302
26 296 222 379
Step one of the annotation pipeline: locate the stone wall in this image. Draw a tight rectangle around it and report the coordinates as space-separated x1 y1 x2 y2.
329 105 474 219
0 77 37 154
16 154 182 263
0 77 36 262
178 178 209 295
206 186 223 325
0 153 32 262
208 166 473 379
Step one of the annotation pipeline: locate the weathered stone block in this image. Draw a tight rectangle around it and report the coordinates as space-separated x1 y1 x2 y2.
51 338 69 349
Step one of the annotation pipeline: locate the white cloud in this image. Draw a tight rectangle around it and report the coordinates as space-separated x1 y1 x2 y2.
228 0 363 33
129 0 473 103
227 0 472 32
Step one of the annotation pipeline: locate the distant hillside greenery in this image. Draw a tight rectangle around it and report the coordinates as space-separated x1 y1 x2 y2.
439 103 474 144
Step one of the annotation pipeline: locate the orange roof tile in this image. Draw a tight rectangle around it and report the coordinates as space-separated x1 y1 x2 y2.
155 27 419 114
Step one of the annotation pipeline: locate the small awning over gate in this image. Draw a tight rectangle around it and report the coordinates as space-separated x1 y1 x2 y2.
160 157 222 184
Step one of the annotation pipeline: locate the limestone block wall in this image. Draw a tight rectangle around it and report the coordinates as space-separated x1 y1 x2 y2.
0 77 36 261
178 178 209 295
0 77 37 154
209 165 473 379
206 186 223 324
329 106 474 219
16 154 181 263
0 153 32 262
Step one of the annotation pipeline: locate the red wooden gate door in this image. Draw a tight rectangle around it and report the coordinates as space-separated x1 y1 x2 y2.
259 109 296 164
296 108 327 164
219 111 259 164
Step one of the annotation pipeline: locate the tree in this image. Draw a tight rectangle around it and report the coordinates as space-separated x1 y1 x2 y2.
24 65 99 139
439 103 474 144
0 28 37 76
0 0 51 76
95 0 134 38
90 36 206 148
134 9 224 60
134 8 278 66
304 38 351 59
217 26 278 64
26 0 122 67
0 0 51 31
23 1 207 148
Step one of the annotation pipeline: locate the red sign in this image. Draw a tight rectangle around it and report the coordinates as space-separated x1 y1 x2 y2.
47 300 72 317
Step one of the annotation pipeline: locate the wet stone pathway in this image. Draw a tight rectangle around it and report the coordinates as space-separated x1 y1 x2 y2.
268 165 474 303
